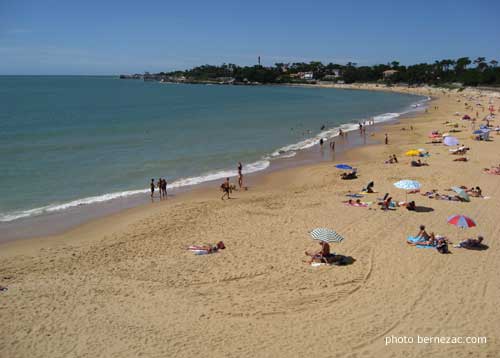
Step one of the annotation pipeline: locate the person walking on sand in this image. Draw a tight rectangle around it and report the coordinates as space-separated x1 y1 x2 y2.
150 179 155 200
157 178 163 200
237 162 243 189
161 178 167 199
221 177 231 200
385 133 389 145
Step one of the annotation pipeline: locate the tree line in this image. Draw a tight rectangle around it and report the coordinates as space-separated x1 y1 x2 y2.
159 57 500 86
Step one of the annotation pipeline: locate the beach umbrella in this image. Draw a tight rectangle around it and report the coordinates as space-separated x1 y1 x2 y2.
335 164 353 170
394 180 421 201
405 150 420 157
309 228 345 243
443 136 459 146
447 214 476 240
394 180 421 190
451 187 470 202
447 215 476 228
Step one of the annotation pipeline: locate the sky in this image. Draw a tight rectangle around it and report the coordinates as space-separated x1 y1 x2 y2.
1 0 499 75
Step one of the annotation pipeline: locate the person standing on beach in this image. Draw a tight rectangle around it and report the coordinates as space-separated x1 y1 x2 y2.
162 178 167 199
330 140 335 152
157 178 163 200
385 133 389 145
150 179 155 200
237 162 243 189
221 177 231 200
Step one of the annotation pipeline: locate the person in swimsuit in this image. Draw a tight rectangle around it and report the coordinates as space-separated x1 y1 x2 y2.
407 232 436 246
305 241 334 264
189 241 226 253
162 178 167 199
416 225 430 240
150 179 155 200
237 162 243 189
157 178 163 200
221 177 231 200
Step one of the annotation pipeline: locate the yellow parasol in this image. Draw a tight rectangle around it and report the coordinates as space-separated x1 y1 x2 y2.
405 150 420 157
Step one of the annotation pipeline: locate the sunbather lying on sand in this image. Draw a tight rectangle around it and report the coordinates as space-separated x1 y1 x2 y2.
305 241 335 264
483 166 500 175
343 199 369 207
454 236 484 249
188 241 225 254
453 157 468 162
421 191 465 201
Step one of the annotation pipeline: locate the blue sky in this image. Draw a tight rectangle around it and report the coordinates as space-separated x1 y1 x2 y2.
1 0 499 75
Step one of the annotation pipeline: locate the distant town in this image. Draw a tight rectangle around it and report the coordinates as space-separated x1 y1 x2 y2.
120 56 500 87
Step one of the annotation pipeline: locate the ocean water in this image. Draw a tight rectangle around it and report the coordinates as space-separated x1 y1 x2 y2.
0 76 426 222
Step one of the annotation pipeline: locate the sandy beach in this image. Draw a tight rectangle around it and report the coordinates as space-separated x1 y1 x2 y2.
1 85 500 357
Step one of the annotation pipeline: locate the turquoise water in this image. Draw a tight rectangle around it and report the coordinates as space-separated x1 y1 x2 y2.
0 76 426 221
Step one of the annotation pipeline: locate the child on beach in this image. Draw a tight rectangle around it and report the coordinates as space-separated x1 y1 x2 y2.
221 178 231 200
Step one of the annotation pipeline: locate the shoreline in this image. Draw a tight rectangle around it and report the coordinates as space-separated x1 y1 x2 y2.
2 84 500 357
0 86 427 243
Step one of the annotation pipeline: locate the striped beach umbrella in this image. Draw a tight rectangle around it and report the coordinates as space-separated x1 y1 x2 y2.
335 164 353 170
447 215 476 228
309 228 345 243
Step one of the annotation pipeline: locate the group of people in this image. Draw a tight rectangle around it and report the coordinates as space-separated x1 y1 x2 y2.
408 225 486 254
466 186 482 197
220 162 245 200
407 225 450 254
341 169 358 180
150 178 167 200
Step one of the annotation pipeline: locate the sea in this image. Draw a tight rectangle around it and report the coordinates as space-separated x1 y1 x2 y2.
0 76 427 236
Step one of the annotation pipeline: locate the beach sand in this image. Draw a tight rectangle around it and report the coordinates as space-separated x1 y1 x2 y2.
1 85 500 357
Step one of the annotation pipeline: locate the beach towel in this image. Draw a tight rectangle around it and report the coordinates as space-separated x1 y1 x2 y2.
346 193 364 198
407 236 435 249
345 202 369 207
359 191 378 194
189 249 212 255
311 262 327 267
188 245 217 255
